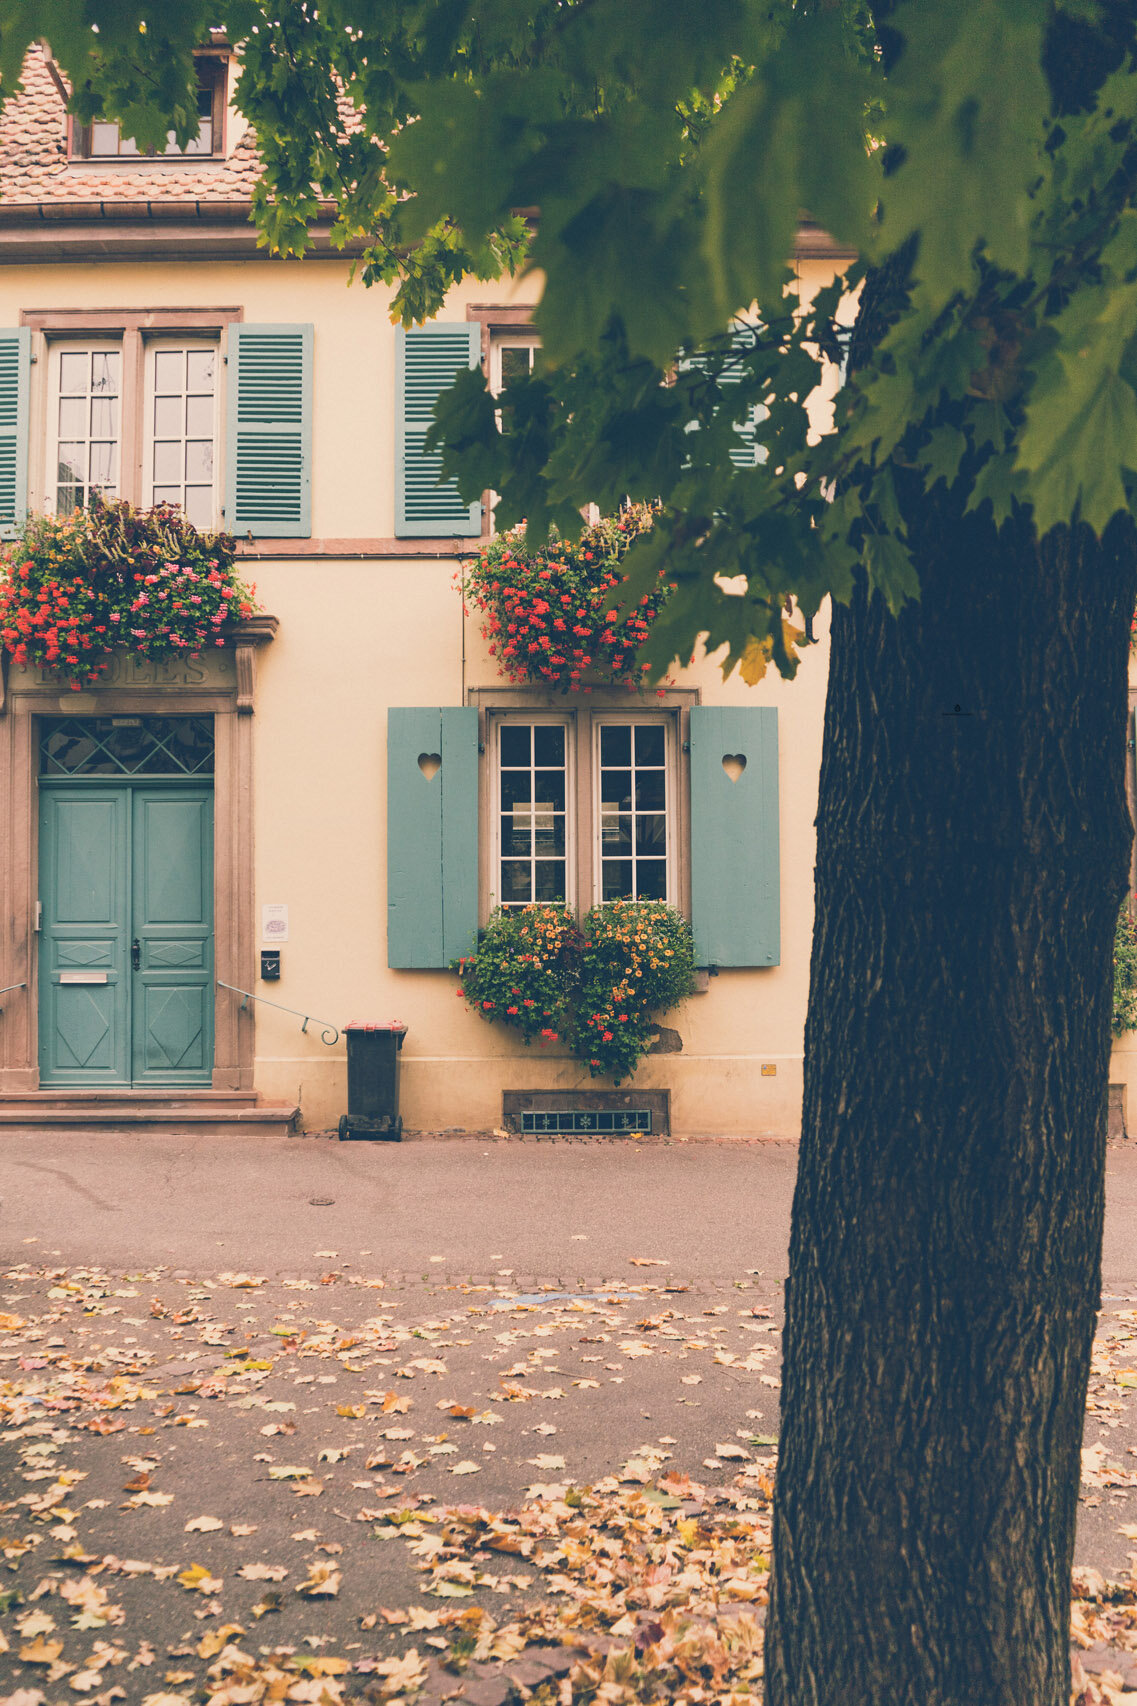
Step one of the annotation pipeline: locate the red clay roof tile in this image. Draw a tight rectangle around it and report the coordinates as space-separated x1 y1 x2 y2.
0 45 261 209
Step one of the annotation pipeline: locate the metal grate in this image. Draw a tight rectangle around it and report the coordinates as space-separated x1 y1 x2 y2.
520 1109 652 1135
40 716 214 777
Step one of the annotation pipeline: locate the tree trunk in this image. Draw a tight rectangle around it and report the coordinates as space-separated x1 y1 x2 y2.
764 488 1137 1705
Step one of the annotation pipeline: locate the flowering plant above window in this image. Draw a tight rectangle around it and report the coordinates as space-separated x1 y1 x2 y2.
0 501 259 690
462 505 672 693
453 899 695 1083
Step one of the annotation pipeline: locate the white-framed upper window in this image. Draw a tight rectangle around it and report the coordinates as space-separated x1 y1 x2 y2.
489 709 677 912
489 334 539 437
144 340 220 527
49 342 121 513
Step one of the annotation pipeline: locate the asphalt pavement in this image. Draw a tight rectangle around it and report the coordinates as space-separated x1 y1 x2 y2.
2 1131 1137 1703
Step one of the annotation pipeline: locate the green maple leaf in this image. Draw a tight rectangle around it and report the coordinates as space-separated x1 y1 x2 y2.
879 0 1049 300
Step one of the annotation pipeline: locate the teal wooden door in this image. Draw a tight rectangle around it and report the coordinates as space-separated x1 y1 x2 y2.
131 788 213 1084
39 781 214 1086
39 787 131 1084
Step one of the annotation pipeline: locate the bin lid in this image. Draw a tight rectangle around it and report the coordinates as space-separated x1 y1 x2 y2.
345 1021 407 1034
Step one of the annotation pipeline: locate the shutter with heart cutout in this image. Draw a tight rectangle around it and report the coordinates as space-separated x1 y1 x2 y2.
689 705 779 967
387 708 479 968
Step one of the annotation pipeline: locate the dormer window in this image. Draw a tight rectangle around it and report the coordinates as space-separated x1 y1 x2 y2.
71 58 226 160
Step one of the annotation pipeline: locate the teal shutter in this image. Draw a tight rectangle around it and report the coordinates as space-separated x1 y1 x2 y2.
225 324 312 538
0 328 30 540
387 707 479 968
396 323 482 537
681 325 768 469
689 706 779 967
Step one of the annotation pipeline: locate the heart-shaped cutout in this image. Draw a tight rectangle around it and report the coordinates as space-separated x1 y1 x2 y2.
722 753 747 783
418 752 442 781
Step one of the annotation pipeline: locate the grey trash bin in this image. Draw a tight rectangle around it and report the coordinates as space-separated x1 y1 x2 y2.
338 1022 407 1141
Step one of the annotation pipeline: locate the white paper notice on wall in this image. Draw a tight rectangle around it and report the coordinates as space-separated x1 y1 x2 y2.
262 903 290 943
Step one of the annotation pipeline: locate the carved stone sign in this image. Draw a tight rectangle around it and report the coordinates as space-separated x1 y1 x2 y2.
6 651 236 692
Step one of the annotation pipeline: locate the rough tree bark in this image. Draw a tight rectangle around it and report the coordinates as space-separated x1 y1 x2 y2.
764 478 1137 1703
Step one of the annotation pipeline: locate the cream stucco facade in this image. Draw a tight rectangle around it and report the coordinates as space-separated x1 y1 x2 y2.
0 247 853 1136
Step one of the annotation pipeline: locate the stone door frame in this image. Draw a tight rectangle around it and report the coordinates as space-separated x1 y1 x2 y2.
0 622 275 1094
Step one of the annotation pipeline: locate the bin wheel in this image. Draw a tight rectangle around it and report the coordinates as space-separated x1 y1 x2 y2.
338 1116 350 1142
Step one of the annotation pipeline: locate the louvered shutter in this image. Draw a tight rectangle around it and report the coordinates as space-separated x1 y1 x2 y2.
689 706 780 967
225 324 312 538
387 708 479 968
681 325 768 469
396 324 482 537
0 329 30 541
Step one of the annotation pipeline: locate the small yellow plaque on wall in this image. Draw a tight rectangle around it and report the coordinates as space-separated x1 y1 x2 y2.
761 1064 777 1077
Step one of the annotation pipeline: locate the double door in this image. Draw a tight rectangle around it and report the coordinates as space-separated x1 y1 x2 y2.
39 782 214 1085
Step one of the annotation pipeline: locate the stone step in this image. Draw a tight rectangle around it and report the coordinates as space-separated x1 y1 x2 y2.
0 1097 299 1137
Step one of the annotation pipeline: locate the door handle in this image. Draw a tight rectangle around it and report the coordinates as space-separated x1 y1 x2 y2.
131 939 141 971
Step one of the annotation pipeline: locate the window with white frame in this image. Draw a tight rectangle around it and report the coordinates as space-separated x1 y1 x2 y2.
489 332 538 436
489 709 677 912
145 343 219 527
50 343 121 513
46 334 219 525
72 61 226 159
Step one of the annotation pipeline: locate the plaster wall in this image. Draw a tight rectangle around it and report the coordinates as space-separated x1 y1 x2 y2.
0 253 842 1136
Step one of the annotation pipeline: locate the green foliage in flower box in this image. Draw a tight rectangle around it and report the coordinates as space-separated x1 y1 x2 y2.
454 898 695 1083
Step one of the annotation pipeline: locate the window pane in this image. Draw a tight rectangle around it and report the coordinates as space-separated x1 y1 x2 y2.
152 487 182 507
502 812 531 857
635 861 667 900
185 440 213 481
58 397 86 438
635 768 666 812
58 444 86 483
635 724 665 766
532 724 565 766
89 441 116 486
185 393 213 436
182 122 212 155
153 350 183 392
501 862 533 905
184 486 213 528
153 441 181 483
90 396 118 439
500 772 532 811
601 769 631 810
154 395 182 437
636 814 667 854
600 724 631 765
535 861 566 902
55 485 82 514
89 122 120 155
533 810 565 856
58 352 88 394
601 814 631 853
500 345 535 386
187 349 216 391
532 769 565 810
500 724 531 766
602 860 633 901
91 352 119 394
